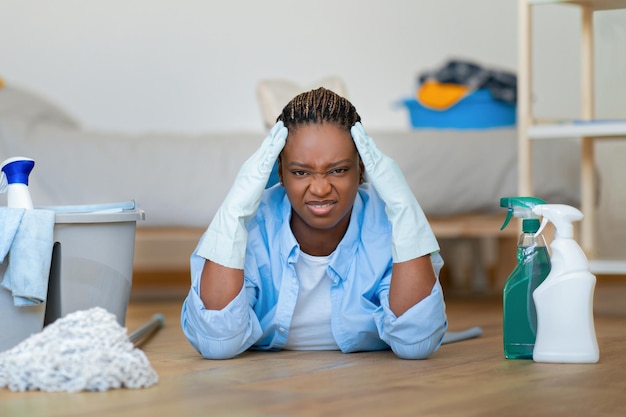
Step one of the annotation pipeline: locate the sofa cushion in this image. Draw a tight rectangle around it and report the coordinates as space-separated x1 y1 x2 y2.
256 77 347 128
0 82 79 128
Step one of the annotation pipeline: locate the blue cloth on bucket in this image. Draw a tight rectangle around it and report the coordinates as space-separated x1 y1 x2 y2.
0 209 23 258
37 200 136 213
0 208 55 306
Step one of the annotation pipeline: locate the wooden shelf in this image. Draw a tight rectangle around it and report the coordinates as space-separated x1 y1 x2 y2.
528 120 626 139
529 0 626 10
428 213 518 239
518 0 626 274
589 260 626 275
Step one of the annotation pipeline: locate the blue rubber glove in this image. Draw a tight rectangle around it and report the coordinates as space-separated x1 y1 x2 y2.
351 122 435 263
197 121 288 269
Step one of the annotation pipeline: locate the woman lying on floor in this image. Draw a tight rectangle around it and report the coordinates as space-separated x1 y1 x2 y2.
181 87 447 359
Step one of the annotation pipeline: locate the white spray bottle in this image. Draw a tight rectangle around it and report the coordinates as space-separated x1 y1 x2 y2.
531 204 599 363
0 157 35 209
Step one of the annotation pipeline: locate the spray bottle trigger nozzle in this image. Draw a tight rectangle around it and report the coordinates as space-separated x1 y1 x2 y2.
535 217 548 238
501 209 513 231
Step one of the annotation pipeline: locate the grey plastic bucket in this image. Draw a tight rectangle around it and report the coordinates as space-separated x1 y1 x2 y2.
0 208 144 352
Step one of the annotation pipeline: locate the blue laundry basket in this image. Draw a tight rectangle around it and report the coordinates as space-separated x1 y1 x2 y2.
402 88 516 129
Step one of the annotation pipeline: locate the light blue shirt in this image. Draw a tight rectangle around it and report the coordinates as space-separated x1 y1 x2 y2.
181 183 447 360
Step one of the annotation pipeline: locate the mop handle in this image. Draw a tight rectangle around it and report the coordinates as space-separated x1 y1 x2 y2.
441 326 483 345
128 313 165 347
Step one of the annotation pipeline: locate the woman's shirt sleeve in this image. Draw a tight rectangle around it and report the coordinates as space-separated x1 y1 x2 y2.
180 248 263 360
373 252 448 359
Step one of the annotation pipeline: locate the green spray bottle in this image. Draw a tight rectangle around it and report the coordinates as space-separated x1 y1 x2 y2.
500 196 551 359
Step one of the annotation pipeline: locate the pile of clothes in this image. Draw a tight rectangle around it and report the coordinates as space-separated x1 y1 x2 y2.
416 59 517 110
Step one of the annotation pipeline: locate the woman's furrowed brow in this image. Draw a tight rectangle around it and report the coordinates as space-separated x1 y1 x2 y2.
287 159 354 170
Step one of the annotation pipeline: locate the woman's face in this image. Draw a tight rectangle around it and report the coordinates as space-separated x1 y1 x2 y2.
279 122 363 239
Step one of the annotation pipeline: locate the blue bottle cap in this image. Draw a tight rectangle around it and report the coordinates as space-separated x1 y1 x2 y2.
1 158 35 185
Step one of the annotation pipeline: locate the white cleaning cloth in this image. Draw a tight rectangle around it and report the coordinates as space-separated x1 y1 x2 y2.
0 307 158 392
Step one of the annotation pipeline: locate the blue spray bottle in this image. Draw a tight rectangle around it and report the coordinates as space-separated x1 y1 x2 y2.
500 196 551 359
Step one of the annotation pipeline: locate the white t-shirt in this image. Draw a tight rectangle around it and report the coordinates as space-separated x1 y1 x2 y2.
284 251 340 350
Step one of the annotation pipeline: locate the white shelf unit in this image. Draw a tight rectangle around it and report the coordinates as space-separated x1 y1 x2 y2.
518 0 626 275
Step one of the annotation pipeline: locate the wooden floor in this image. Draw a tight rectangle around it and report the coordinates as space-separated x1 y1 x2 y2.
1 280 625 417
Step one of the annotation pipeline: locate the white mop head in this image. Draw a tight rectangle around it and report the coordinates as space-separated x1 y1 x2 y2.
0 307 158 392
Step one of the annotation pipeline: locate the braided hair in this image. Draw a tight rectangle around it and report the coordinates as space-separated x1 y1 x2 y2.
276 87 364 185
277 87 361 132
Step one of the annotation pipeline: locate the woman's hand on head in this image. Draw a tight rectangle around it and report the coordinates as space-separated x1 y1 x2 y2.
197 121 287 270
350 122 428 263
